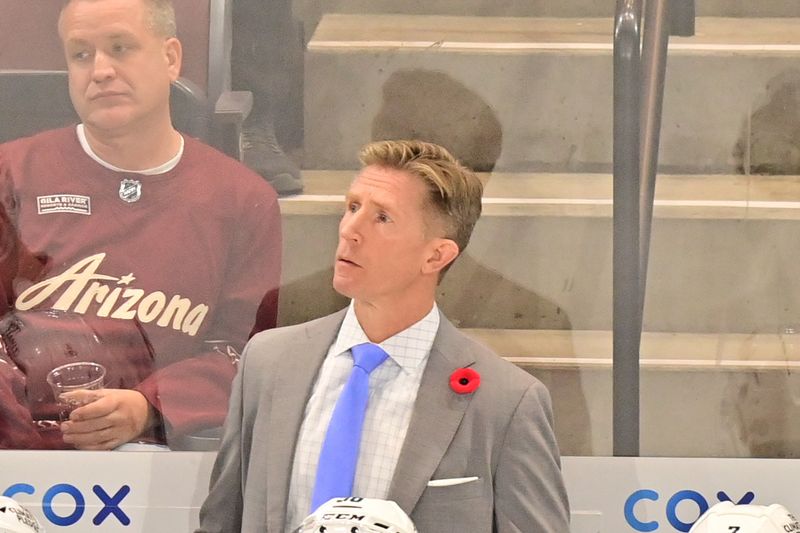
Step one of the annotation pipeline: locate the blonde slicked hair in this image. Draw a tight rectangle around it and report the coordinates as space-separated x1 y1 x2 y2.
359 140 484 264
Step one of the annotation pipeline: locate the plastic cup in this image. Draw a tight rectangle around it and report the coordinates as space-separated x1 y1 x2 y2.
46 362 106 420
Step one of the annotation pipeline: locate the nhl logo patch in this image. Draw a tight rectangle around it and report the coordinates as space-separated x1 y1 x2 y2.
119 178 142 203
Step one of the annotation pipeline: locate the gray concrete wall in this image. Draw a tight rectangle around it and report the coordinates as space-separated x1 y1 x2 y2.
279 213 800 335
528 366 800 457
294 0 800 28
305 46 800 174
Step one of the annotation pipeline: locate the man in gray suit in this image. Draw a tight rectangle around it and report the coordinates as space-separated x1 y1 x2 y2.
197 140 570 533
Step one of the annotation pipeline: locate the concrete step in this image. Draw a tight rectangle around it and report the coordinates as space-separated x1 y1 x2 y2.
470 328 800 457
294 0 800 27
304 15 800 174
278 171 800 334
469 328 800 370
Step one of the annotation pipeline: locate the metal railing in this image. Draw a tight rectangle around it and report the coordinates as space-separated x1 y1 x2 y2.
612 0 695 456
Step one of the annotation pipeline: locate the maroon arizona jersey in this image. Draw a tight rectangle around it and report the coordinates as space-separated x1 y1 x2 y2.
0 126 281 448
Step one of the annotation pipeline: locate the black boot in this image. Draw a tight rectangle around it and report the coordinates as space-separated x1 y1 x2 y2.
241 120 303 195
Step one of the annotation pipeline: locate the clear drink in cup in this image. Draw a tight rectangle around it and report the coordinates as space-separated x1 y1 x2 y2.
46 362 106 421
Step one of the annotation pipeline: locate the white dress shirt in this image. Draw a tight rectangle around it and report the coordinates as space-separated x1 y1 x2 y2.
285 301 440 532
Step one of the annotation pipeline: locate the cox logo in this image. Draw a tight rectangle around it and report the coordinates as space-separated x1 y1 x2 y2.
3 483 131 527
625 489 755 532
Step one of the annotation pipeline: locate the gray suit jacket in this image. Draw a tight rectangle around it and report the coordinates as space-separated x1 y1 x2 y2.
197 309 570 533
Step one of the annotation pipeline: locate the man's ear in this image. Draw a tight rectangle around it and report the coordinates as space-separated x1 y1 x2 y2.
164 37 182 82
422 238 460 275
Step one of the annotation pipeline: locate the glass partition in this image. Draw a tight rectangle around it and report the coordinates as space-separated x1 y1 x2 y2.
2 0 799 462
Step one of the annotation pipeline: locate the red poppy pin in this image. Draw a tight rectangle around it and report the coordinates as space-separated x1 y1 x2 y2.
449 367 480 394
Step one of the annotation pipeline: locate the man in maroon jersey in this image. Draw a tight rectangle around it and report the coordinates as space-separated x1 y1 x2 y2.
0 0 282 450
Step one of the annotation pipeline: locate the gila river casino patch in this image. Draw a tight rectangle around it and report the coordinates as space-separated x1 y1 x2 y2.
36 194 91 215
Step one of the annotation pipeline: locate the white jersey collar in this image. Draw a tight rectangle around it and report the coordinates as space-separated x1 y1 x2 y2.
76 124 184 175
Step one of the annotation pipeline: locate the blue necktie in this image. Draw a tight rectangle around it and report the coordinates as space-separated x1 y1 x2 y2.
310 342 389 512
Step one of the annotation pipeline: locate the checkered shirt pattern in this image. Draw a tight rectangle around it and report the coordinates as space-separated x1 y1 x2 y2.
284 301 440 532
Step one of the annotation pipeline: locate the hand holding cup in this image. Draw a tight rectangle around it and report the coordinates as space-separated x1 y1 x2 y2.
46 362 106 421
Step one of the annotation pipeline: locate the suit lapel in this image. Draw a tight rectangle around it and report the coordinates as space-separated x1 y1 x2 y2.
265 309 347 532
388 314 476 513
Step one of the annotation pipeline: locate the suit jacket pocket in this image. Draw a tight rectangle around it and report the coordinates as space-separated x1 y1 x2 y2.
412 477 492 533
422 476 486 500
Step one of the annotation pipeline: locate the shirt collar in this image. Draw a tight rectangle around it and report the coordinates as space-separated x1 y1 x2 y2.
76 124 184 175
331 301 440 373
